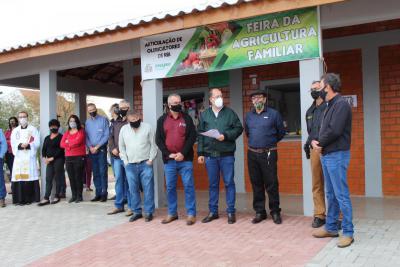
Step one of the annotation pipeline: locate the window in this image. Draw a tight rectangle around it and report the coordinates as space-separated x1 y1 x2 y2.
260 79 301 139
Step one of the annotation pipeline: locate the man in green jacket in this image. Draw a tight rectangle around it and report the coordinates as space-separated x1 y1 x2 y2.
198 88 243 224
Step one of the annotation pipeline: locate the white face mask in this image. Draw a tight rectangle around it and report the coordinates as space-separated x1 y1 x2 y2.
19 117 28 126
69 122 77 129
214 97 224 109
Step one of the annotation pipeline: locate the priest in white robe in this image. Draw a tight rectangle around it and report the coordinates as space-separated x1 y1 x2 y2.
11 111 41 205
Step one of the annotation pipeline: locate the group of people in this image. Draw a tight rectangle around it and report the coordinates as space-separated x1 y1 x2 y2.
0 103 109 207
0 72 354 247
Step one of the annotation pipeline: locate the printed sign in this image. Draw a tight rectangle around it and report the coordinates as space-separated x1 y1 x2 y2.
141 7 320 80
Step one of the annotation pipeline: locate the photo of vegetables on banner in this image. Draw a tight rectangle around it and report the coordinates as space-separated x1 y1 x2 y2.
140 7 320 80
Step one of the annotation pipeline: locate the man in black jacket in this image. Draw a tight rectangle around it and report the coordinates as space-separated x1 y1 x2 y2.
156 94 197 225
311 73 354 248
304 81 327 228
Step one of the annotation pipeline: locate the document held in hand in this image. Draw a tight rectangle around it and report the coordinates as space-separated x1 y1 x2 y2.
200 129 221 139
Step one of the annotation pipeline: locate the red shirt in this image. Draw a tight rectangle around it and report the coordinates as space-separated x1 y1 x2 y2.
60 129 86 157
5 129 12 153
163 112 186 153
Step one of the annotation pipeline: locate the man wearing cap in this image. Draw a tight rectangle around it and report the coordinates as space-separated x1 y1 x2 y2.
244 89 286 224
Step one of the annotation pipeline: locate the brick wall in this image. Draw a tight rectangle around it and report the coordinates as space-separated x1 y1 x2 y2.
379 44 400 196
323 19 400 39
323 49 365 195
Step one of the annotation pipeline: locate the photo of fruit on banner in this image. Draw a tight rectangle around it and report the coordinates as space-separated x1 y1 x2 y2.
172 22 241 76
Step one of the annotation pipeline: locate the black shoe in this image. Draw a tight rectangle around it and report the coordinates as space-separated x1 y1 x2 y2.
228 213 236 224
38 200 50 206
337 220 342 230
59 193 66 199
100 196 107 202
145 214 153 222
312 217 326 228
68 198 76 203
201 213 219 223
251 213 267 224
129 213 143 222
91 196 101 202
75 197 83 203
271 213 282 224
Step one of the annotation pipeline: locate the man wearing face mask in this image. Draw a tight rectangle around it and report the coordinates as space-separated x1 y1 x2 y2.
198 88 243 224
311 73 354 248
119 110 157 222
10 111 41 205
85 103 110 202
155 94 197 225
107 100 132 215
305 81 327 228
245 89 286 225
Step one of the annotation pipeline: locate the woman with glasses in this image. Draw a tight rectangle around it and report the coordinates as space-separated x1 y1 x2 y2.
61 115 86 203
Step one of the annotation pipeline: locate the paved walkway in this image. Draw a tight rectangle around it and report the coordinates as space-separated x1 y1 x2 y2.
1 187 400 266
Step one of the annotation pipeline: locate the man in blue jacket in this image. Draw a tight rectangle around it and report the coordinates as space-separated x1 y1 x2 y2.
245 89 286 224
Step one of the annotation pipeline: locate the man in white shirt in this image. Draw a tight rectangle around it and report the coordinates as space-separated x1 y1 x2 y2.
119 110 157 222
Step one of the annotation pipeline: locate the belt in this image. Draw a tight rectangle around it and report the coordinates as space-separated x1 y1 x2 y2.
248 147 277 153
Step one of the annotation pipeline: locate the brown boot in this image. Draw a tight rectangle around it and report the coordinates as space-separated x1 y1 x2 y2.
186 215 196 226
312 228 339 238
161 215 178 224
107 208 124 215
125 209 133 217
337 236 354 248
0 199 5 208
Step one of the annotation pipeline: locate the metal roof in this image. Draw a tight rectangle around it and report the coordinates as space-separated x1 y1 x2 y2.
0 0 255 54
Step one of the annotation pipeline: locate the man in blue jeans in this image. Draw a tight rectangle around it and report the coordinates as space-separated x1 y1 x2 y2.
119 110 158 222
311 73 354 248
85 103 110 202
107 100 131 215
156 94 197 225
0 129 8 207
198 88 243 224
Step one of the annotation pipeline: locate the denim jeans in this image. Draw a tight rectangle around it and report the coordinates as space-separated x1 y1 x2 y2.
205 155 236 214
321 150 354 237
112 157 130 210
89 148 108 197
125 161 155 215
164 160 196 216
0 158 6 200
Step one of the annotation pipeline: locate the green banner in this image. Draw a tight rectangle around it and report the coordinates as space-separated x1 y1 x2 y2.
141 7 320 80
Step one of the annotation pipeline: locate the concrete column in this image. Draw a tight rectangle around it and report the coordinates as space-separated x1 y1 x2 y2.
362 46 383 197
299 58 324 216
142 79 166 208
39 70 57 198
77 92 87 122
123 60 134 107
229 69 246 193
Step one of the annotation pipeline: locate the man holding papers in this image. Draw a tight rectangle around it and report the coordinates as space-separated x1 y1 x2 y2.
198 88 243 224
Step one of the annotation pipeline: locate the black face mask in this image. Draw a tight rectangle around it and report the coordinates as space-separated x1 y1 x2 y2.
311 90 320 100
119 109 128 117
50 128 59 133
319 89 328 101
170 104 182 113
130 119 141 129
89 111 97 117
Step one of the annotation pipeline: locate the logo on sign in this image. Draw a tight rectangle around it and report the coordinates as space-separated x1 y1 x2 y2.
144 64 153 73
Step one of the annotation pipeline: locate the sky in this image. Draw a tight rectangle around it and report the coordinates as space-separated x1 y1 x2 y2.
0 0 212 115
0 0 211 50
